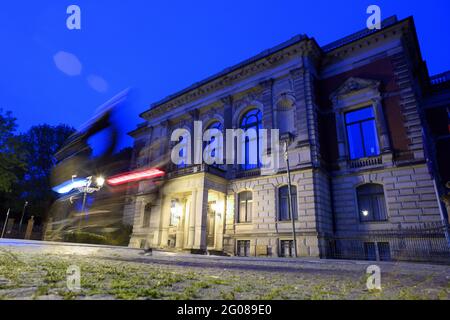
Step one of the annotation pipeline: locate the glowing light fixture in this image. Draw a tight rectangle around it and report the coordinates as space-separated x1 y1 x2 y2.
107 168 165 186
362 210 369 217
96 176 105 187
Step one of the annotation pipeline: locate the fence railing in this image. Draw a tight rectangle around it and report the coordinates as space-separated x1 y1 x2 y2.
348 156 382 169
323 222 450 263
0 223 44 241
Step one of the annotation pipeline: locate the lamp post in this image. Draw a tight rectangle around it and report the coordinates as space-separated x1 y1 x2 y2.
18 201 29 234
1 208 10 239
80 176 92 216
283 136 298 258
76 175 105 231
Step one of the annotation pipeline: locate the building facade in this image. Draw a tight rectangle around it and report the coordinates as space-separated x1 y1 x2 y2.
124 16 449 260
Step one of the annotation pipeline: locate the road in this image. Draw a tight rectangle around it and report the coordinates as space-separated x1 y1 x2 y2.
0 239 448 300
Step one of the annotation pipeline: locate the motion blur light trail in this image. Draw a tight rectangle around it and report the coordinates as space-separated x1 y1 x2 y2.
52 177 89 194
106 168 165 186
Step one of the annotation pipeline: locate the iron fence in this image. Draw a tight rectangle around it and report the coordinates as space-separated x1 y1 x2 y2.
0 222 44 241
323 222 450 264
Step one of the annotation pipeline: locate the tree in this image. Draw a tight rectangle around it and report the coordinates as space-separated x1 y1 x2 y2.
0 109 26 193
19 124 75 219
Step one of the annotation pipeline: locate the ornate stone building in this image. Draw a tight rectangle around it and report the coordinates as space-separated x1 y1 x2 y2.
124 16 448 260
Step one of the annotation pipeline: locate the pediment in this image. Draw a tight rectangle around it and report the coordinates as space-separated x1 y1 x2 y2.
330 77 380 100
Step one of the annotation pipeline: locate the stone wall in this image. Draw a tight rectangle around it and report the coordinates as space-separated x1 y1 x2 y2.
332 164 441 234
224 169 324 257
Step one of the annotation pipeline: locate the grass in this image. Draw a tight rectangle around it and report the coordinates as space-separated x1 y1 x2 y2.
0 249 448 300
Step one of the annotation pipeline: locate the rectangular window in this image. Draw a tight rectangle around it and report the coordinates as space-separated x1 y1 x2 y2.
357 184 388 222
238 191 252 223
377 242 391 261
237 240 250 257
345 107 380 159
364 242 377 261
280 240 294 257
364 242 391 261
278 186 298 221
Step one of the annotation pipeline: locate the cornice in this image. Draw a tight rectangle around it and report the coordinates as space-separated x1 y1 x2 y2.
141 38 321 120
322 17 413 66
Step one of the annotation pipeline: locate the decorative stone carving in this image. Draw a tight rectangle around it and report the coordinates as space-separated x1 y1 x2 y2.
330 77 380 103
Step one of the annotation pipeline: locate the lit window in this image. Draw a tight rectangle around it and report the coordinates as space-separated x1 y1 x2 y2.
278 186 298 221
237 191 252 223
239 109 262 170
345 107 380 159
357 184 387 222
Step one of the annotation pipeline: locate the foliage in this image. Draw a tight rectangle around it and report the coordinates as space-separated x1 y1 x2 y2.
0 109 26 193
18 124 75 218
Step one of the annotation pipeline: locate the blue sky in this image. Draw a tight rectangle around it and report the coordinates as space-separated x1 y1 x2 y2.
1 0 449 148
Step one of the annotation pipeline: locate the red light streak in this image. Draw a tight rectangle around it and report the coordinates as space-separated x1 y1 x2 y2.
107 168 165 186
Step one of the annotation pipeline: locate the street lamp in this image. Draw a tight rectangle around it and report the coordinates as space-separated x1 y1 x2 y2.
96 176 105 187
74 175 105 230
281 133 298 258
18 201 29 234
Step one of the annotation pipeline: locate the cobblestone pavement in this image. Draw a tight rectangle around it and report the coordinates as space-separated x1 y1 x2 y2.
0 239 448 300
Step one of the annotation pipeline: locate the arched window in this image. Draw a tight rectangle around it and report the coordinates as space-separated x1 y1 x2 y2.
237 191 252 223
357 184 387 222
278 185 298 221
203 121 223 167
240 109 262 170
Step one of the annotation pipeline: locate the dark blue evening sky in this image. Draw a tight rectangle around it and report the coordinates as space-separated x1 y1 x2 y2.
1 0 449 148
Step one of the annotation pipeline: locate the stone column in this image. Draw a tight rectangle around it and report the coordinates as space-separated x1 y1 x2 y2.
372 97 393 160
193 187 208 251
290 68 309 143
259 79 274 129
159 120 170 158
159 195 171 248
187 190 197 248
144 126 154 162
221 96 233 177
176 198 186 249
290 66 320 167
334 110 348 168
215 193 226 251
151 198 163 247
